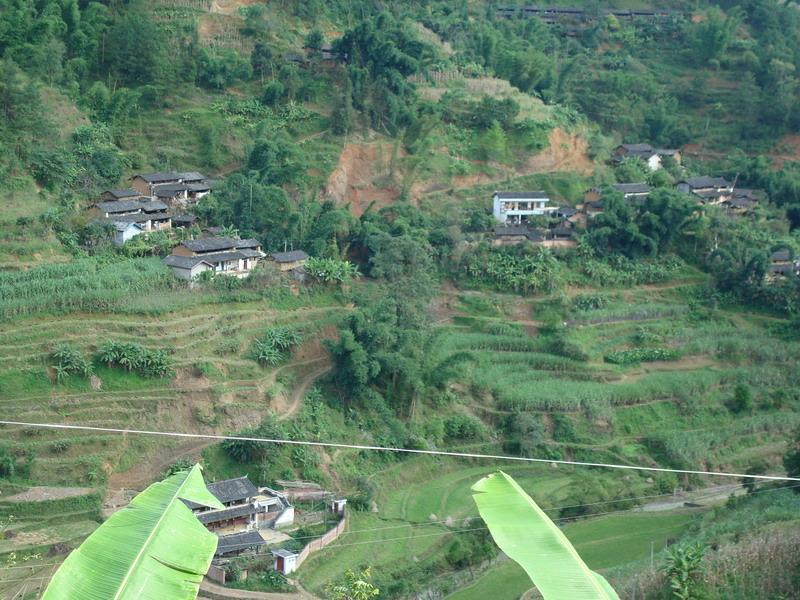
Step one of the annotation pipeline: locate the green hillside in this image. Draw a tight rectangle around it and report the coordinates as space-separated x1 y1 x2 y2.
1 1 800 599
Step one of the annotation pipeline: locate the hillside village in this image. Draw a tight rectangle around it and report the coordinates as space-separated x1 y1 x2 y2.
1 1 800 599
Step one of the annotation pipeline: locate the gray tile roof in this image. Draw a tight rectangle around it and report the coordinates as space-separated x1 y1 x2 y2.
196 503 259 525
97 200 146 214
98 199 170 215
140 200 169 212
153 184 190 197
240 249 265 258
724 198 756 209
556 207 578 217
215 531 265 556
182 237 240 253
612 182 651 195
177 171 206 182
620 143 654 153
205 476 258 505
680 176 730 190
112 221 144 233
271 548 298 558
136 172 182 183
494 226 530 236
105 188 141 199
172 214 198 226
197 251 249 263
164 255 212 269
771 250 792 262
269 250 309 263
493 191 549 199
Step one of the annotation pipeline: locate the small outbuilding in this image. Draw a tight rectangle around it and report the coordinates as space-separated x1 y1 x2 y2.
269 250 309 272
112 221 145 246
215 530 267 558
272 548 299 575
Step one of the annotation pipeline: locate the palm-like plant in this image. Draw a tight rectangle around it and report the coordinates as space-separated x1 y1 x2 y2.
42 464 222 600
97 340 121 368
473 471 620 600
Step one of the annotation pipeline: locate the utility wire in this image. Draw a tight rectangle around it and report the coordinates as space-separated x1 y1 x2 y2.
1 420 795 482
287 482 749 542
2 483 797 589
313 481 800 552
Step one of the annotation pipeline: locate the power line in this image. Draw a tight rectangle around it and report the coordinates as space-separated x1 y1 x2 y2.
288 482 748 542
1 420 795 482
313 481 800 553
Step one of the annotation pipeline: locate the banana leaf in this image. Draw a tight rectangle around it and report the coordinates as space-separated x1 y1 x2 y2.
472 471 620 600
43 464 223 600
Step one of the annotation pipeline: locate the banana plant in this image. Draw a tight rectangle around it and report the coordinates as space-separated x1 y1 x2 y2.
43 464 223 600
472 471 620 600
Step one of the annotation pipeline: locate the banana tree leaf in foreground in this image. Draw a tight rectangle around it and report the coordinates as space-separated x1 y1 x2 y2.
472 471 620 600
43 464 223 600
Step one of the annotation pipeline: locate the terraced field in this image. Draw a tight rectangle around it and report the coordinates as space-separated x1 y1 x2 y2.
294 279 800 597
0 288 348 598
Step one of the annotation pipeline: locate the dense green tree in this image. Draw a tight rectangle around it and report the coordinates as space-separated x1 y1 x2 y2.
784 427 800 486
197 48 252 90
587 193 657 258
615 157 650 184
105 10 167 85
690 7 742 66
335 11 432 132
251 41 274 82
247 132 308 187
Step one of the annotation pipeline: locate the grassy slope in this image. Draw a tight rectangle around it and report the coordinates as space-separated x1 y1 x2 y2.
294 276 800 596
448 512 694 600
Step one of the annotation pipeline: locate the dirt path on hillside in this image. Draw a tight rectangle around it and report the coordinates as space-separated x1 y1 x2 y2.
103 342 333 499
608 356 720 384
106 439 216 496
273 358 333 421
3 486 94 503
200 579 318 600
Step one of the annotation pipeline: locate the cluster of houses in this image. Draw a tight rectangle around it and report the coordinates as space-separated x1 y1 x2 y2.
612 143 681 172
769 249 800 279
89 169 312 283
91 171 214 245
162 236 308 281
492 179 798 281
495 5 679 34
492 140 799 281
185 475 295 556
188 475 347 579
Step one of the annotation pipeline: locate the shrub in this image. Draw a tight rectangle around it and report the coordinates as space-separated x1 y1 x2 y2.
251 326 303 366
50 344 92 382
572 294 608 311
305 257 359 285
96 341 172 378
727 383 753 414
443 414 484 440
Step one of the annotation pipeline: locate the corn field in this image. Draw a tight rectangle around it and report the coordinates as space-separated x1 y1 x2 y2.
0 258 174 319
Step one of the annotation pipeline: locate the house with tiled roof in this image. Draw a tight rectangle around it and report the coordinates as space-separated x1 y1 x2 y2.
612 144 681 171
492 191 558 225
184 475 294 535
163 236 265 280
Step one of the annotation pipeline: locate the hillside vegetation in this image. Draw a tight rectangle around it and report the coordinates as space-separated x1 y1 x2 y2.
1 1 800 600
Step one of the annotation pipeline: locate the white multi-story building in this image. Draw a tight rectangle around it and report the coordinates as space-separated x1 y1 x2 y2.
492 191 557 224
